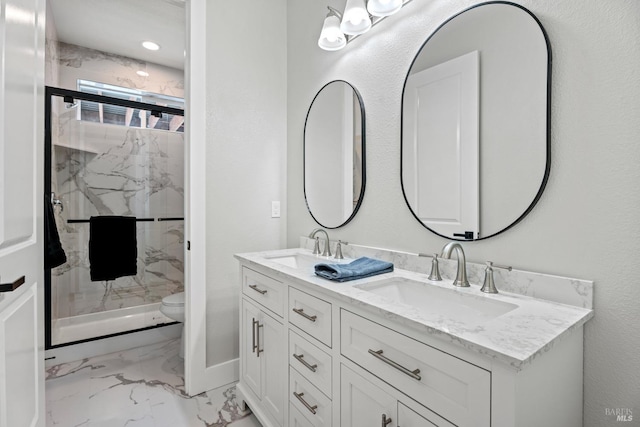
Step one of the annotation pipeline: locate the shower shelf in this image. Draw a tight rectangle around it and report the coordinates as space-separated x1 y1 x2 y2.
67 217 184 224
53 142 100 155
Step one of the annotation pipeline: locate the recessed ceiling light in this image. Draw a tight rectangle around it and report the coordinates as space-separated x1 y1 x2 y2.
137 70 150 77
142 41 160 51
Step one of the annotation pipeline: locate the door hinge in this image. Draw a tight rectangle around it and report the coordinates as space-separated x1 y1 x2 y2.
187 241 191 251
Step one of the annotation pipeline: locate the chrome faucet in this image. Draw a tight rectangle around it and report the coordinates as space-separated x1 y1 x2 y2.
440 242 470 287
309 228 332 257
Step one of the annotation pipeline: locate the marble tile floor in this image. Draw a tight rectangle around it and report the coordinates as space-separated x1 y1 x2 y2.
45 339 262 427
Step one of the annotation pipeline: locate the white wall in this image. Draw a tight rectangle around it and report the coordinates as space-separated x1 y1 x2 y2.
287 0 640 425
204 0 287 367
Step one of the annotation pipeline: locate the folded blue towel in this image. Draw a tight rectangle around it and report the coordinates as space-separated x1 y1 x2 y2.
314 257 394 282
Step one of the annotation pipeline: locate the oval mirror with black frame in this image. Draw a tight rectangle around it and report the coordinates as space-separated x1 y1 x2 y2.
401 1 550 241
304 80 366 229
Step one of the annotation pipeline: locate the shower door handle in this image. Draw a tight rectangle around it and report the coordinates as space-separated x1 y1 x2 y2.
0 275 26 292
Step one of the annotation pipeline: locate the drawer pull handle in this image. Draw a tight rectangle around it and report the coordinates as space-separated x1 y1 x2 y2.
368 349 421 381
252 318 258 353
382 414 392 427
293 391 318 415
0 275 25 293
293 353 317 372
249 284 267 295
292 308 317 322
256 322 264 357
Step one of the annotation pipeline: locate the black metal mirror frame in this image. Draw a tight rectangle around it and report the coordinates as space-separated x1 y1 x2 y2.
304 80 366 229
400 1 552 241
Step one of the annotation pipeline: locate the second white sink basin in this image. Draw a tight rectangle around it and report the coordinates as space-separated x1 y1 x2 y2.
357 278 518 323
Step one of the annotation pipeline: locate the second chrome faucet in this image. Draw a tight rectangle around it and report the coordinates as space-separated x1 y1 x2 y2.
440 242 470 287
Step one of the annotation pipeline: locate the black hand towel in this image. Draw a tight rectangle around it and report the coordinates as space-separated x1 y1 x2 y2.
44 195 67 269
89 216 137 281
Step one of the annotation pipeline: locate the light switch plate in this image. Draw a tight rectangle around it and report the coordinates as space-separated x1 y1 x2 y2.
271 201 281 218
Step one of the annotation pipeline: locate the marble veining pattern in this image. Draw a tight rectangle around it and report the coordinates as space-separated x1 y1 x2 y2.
51 118 184 327
45 339 261 427
236 244 594 370
58 42 184 98
299 237 594 309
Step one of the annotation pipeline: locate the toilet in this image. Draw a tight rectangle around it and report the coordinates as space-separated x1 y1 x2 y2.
160 292 185 358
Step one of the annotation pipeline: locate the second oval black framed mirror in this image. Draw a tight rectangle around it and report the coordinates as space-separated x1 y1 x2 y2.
401 1 551 241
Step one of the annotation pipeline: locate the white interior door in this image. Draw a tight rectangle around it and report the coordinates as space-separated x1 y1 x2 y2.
403 51 479 239
0 0 45 425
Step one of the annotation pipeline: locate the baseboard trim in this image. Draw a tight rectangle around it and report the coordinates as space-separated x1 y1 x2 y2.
201 357 240 393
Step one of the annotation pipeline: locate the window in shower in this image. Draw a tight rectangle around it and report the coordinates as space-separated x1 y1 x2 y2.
45 86 185 348
76 80 185 132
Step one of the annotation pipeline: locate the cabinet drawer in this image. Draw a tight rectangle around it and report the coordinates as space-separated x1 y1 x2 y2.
341 310 490 427
289 287 332 347
290 403 314 427
289 330 332 398
398 402 455 427
290 367 332 427
243 267 284 317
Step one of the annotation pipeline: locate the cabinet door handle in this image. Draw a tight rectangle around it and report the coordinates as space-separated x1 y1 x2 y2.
251 318 258 353
382 414 392 426
293 392 318 415
249 284 267 295
293 353 317 372
256 322 264 357
0 275 25 293
292 308 317 322
368 349 421 381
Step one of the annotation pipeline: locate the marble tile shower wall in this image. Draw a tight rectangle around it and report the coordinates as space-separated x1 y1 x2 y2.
52 116 184 319
57 42 184 98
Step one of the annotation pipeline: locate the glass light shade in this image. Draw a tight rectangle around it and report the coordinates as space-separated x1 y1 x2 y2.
340 0 372 35
318 15 346 51
367 0 403 17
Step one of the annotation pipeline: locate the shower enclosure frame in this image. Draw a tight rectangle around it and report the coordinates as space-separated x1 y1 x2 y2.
44 85 185 350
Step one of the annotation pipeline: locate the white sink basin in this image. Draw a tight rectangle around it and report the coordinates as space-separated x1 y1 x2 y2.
357 278 518 323
264 253 351 271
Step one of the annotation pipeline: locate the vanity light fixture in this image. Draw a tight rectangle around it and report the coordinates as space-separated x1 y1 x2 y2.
318 7 347 51
340 0 372 35
367 0 403 17
318 0 412 51
142 41 160 51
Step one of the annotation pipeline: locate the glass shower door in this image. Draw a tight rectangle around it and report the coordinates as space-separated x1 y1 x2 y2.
45 87 185 348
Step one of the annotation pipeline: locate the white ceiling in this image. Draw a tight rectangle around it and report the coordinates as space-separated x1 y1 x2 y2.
50 0 186 70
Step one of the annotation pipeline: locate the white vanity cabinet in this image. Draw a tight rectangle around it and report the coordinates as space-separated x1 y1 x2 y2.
340 364 397 427
239 268 286 426
340 363 451 427
340 310 490 426
236 256 589 427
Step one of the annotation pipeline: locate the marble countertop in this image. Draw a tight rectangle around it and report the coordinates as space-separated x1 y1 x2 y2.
235 248 593 370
